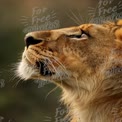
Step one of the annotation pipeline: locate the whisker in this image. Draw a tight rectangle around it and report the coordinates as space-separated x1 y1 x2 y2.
45 57 67 89
68 8 81 24
45 86 58 100
64 7 80 25
51 57 69 77
45 58 62 80
52 57 66 70
12 78 22 88
52 60 68 78
53 57 66 70
9 74 18 83
88 6 97 23
77 8 83 23
65 12 80 25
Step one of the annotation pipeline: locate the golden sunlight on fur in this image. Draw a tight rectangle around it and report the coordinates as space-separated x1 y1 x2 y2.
17 20 122 122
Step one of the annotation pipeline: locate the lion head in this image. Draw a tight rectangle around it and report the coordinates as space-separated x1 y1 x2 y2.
17 20 122 122
17 20 122 89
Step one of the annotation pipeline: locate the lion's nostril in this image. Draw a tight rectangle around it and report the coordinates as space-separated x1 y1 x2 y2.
24 36 43 48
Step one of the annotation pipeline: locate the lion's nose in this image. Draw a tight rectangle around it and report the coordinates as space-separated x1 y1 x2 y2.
24 35 42 48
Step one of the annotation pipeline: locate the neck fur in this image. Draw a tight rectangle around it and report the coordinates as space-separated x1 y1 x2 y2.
60 69 122 122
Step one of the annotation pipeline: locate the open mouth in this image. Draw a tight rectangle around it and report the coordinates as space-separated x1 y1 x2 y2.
36 61 54 76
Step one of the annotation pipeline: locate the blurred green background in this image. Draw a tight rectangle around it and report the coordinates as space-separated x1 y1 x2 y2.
0 0 121 122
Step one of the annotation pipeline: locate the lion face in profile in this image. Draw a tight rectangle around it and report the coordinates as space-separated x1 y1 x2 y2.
17 20 121 87
17 20 122 122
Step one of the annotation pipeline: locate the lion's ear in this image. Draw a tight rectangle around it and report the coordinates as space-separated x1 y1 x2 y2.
115 26 122 49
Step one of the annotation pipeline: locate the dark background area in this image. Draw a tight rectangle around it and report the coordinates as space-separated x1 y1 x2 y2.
0 0 121 121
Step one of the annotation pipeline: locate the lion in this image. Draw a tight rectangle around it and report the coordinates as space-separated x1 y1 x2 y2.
17 20 122 122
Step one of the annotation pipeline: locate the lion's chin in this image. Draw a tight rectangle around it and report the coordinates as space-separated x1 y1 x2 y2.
16 59 69 82
16 59 39 80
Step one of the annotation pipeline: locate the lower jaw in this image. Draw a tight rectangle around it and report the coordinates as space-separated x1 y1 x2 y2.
30 73 73 90
22 58 72 88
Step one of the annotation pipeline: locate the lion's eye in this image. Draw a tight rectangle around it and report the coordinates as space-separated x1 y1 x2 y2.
68 31 89 40
69 35 82 38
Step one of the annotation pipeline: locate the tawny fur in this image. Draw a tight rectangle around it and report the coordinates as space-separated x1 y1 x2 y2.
17 20 122 122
